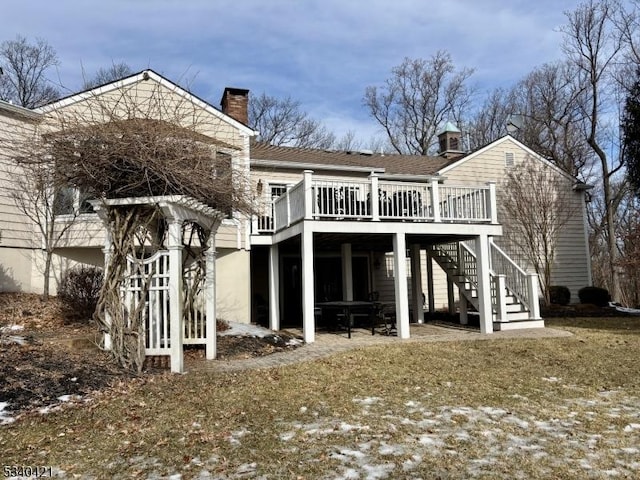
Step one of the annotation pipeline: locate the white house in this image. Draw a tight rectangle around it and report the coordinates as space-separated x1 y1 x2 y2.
0 70 592 352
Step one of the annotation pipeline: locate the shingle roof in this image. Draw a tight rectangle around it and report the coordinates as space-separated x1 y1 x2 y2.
250 142 461 176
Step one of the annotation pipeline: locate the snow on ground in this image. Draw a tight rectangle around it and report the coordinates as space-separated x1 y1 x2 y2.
0 401 15 425
0 323 26 345
610 302 640 315
218 322 276 338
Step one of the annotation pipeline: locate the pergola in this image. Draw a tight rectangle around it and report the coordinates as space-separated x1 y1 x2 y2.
91 195 224 373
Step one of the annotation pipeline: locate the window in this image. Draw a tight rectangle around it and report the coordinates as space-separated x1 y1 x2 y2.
505 152 515 168
53 187 95 216
270 184 287 200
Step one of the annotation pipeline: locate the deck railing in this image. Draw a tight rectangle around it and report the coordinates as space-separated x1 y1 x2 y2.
252 170 497 234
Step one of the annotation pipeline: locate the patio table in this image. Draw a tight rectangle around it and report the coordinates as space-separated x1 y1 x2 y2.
315 300 376 338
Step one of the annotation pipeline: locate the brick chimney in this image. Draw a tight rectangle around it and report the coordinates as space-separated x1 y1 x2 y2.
220 87 249 125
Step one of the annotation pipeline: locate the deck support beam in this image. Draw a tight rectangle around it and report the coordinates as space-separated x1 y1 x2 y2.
475 234 493 334
301 228 316 343
269 244 280 331
410 244 424 324
341 243 353 301
393 232 410 338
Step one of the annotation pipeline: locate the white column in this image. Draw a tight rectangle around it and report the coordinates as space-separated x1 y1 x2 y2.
370 173 380 221
168 219 185 373
487 182 498 224
341 243 353 301
495 274 507 323
205 236 217 360
393 232 410 338
459 294 468 325
430 179 441 222
303 170 314 220
426 249 435 316
527 273 541 319
101 229 113 351
410 244 424 324
475 234 494 334
269 244 280 331
301 228 315 343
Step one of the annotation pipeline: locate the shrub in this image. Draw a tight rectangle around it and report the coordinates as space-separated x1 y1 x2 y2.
58 266 104 321
578 286 611 307
549 286 571 305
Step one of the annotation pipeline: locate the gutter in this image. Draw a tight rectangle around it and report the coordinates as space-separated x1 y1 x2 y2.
251 158 386 173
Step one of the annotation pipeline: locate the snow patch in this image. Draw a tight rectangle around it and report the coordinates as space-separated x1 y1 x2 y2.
0 402 15 425
219 322 274 338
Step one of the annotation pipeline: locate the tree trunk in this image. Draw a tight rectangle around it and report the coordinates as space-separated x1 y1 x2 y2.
42 250 52 302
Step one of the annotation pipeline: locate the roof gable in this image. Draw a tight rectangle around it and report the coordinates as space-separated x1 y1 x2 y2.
437 135 578 182
35 69 257 136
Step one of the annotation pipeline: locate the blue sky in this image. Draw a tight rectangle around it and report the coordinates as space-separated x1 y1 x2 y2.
4 0 583 140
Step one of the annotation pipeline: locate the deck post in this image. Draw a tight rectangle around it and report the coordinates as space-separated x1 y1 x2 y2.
459 294 468 325
167 218 184 373
430 179 441 222
495 274 507 322
475 234 494 334
301 227 315 343
487 182 498 224
205 236 217 360
393 232 410 338
341 243 353 301
410 244 424 323
447 277 455 316
370 173 380 221
426 248 435 316
527 273 541 319
286 185 292 227
269 244 280 331
303 170 314 220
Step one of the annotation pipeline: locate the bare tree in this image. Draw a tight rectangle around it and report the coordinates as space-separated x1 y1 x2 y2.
9 161 79 300
249 92 335 148
0 35 60 108
82 62 133 90
501 160 580 305
468 88 517 149
560 0 626 300
16 77 252 371
364 51 475 155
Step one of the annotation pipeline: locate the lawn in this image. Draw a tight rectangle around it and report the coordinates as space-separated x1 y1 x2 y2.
2 317 640 479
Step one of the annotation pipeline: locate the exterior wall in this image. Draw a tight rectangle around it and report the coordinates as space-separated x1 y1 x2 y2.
216 248 251 323
0 108 39 292
441 137 591 303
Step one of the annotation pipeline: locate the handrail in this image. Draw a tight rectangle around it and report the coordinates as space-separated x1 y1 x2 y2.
489 241 531 308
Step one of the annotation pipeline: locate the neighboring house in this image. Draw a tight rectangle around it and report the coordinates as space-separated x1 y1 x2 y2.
0 70 592 345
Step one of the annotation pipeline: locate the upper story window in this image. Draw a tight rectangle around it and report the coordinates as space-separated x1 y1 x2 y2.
270 184 287 200
53 187 94 216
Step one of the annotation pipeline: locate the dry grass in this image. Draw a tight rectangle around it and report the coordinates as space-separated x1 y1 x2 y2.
2 316 640 479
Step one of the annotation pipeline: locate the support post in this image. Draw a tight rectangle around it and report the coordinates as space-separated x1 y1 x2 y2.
341 243 353 301
495 274 507 323
430 178 441 222
303 170 314 220
101 230 113 351
269 244 280 331
475 234 493 334
459 294 468 325
393 232 410 338
447 277 455 316
205 236 217 360
527 273 541 319
301 228 315 343
410 244 424 324
487 182 498 224
370 173 380 221
168 219 185 373
426 248 435 316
